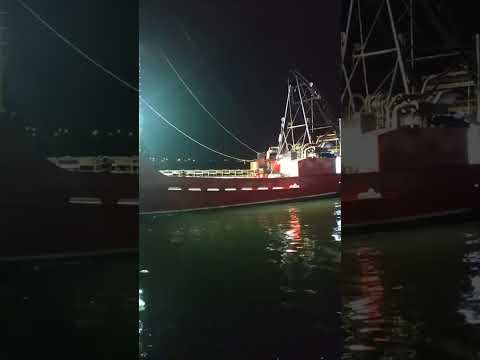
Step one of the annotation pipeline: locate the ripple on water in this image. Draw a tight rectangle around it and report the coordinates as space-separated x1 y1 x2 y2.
343 221 480 359
140 199 341 359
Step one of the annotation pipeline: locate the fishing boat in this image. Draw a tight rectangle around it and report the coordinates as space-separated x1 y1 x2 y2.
140 71 341 214
341 0 480 228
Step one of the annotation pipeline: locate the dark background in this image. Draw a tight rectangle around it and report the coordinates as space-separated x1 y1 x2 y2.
341 0 480 55
140 0 341 162
5 0 138 155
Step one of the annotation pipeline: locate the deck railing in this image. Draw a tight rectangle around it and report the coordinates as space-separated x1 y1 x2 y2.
160 169 259 178
48 156 139 174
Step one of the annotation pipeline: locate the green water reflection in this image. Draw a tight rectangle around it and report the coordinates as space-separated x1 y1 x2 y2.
343 222 480 359
140 199 341 359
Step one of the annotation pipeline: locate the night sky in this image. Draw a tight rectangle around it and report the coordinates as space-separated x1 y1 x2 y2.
5 1 480 160
413 0 480 50
140 0 341 161
5 0 138 155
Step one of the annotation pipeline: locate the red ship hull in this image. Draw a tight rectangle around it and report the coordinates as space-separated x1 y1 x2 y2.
3 171 138 260
140 157 340 213
1 112 138 260
342 166 480 227
342 128 480 227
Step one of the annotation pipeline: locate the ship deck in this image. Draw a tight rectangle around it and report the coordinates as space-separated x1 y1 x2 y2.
159 169 281 179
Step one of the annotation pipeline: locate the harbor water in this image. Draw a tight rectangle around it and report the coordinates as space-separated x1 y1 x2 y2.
342 220 480 359
140 199 341 359
1 254 138 359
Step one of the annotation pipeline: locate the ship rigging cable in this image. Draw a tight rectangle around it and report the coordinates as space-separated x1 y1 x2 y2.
159 49 259 154
16 0 250 162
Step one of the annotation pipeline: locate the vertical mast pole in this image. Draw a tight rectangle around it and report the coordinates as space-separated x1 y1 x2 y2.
342 0 356 113
342 0 354 61
357 0 370 106
295 74 312 144
386 0 410 94
279 84 291 153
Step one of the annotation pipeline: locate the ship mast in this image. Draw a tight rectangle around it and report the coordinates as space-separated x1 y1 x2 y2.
343 0 478 129
277 70 338 158
0 8 7 113
342 0 412 122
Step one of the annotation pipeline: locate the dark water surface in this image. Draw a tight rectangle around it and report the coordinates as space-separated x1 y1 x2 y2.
140 199 341 359
343 221 480 359
1 254 138 360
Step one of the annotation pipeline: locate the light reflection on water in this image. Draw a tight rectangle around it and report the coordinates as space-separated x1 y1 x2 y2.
139 199 341 359
459 244 480 326
343 222 480 359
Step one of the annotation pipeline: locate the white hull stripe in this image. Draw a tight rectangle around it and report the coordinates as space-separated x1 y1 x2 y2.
117 199 139 205
69 197 102 204
166 185 301 192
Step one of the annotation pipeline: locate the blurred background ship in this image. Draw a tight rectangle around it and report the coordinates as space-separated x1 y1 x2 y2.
341 0 480 227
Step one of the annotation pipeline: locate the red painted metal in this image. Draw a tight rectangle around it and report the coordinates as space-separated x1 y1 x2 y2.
2 112 138 259
140 156 340 213
342 166 480 226
378 128 468 171
342 127 480 226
